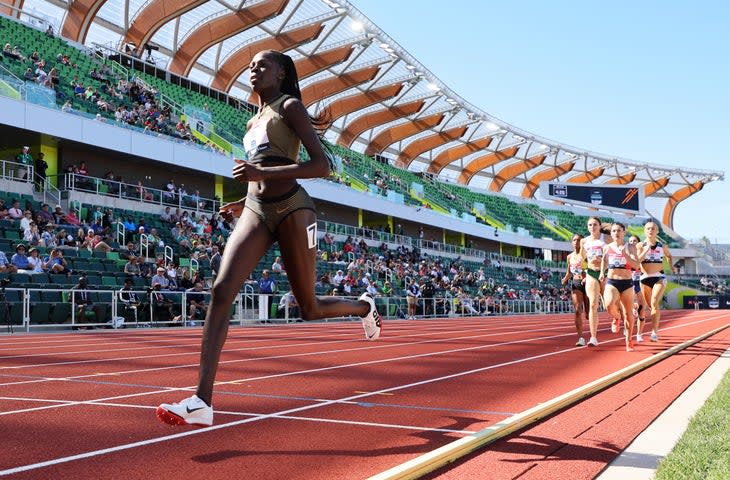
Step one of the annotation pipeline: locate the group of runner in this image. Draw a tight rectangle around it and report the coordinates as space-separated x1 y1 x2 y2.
562 217 674 352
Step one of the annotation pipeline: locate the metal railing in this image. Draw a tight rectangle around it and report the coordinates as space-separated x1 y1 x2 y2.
0 159 34 184
60 173 220 214
4 287 581 332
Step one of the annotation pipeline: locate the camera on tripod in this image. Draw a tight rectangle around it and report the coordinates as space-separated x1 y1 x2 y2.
0 278 10 288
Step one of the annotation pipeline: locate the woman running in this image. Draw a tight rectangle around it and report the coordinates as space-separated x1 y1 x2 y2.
637 221 674 342
628 234 648 342
599 223 640 351
580 216 606 346
156 50 381 427
562 234 589 346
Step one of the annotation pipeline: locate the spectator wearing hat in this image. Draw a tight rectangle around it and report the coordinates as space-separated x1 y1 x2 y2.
40 223 57 248
26 247 45 273
151 267 169 290
52 205 65 224
11 244 31 272
0 250 18 273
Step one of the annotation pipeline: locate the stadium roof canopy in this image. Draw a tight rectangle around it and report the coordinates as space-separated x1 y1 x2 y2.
3 0 724 226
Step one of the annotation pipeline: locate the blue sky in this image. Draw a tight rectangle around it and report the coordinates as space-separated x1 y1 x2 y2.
350 0 730 243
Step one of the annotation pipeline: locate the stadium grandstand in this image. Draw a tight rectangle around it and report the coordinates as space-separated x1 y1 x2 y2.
0 0 726 331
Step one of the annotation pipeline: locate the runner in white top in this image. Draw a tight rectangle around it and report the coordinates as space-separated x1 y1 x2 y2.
636 221 675 342
579 216 607 347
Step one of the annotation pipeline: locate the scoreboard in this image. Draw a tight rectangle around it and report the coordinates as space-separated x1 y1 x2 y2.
539 182 644 214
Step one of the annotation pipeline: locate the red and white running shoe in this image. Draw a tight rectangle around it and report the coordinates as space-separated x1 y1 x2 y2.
156 394 213 426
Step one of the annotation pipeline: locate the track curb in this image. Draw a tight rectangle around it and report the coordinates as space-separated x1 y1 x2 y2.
368 321 730 480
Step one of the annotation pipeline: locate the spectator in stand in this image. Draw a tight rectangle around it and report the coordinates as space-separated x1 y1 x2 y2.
0 199 7 220
90 218 105 235
124 254 140 276
56 229 74 247
72 277 97 326
271 256 284 274
19 210 33 232
52 205 64 224
63 208 81 226
137 256 153 279
164 179 176 202
11 244 31 272
151 267 170 290
0 249 18 273
23 223 41 246
123 217 137 235
135 180 154 201
8 200 23 222
40 224 57 248
186 282 208 321
26 247 46 273
43 248 68 274
38 204 54 225
160 206 173 224
258 269 277 294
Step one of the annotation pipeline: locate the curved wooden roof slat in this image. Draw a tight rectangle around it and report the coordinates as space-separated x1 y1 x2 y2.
395 126 467 168
61 0 107 43
521 160 576 198
301 65 380 106
605 171 637 185
0 0 23 18
456 145 519 184
337 99 425 148
644 177 670 197
170 0 289 77
321 83 403 123
488 153 547 192
425 136 493 174
364 112 445 156
296 44 354 79
567 166 604 183
124 0 207 51
662 181 704 228
210 22 324 92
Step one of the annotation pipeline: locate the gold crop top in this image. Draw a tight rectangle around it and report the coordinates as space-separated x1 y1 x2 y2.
242 94 300 163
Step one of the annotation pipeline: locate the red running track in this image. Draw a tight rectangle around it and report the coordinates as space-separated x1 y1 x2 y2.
0 310 728 480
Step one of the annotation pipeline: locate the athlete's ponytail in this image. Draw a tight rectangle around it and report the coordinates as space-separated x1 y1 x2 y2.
266 50 332 134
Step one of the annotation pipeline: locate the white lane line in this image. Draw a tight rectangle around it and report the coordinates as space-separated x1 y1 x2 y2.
0 313 724 477
0 326 580 416
0 315 720 419
0 321 576 391
0 316 554 364
0 313 567 349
